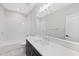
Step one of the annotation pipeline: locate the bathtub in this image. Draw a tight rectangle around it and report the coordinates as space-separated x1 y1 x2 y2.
0 38 26 56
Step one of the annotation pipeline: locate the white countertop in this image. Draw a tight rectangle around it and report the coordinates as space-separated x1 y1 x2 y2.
27 36 79 56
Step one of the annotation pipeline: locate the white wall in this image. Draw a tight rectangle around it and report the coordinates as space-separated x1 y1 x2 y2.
26 4 47 36
41 3 79 39
0 5 5 40
4 10 27 42
0 4 28 43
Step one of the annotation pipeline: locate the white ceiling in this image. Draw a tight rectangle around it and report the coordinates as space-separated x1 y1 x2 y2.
2 3 36 14
1 3 72 17
37 3 72 17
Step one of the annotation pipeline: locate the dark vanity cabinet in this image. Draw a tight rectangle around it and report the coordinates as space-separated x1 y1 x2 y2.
26 40 42 56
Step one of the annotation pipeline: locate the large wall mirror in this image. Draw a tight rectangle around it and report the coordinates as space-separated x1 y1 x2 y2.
36 3 79 43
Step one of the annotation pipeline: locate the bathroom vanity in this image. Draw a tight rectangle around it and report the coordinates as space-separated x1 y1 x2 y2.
26 39 42 56
26 36 79 56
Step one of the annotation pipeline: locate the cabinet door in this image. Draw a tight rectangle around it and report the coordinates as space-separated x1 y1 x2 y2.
26 40 31 56
26 40 42 56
